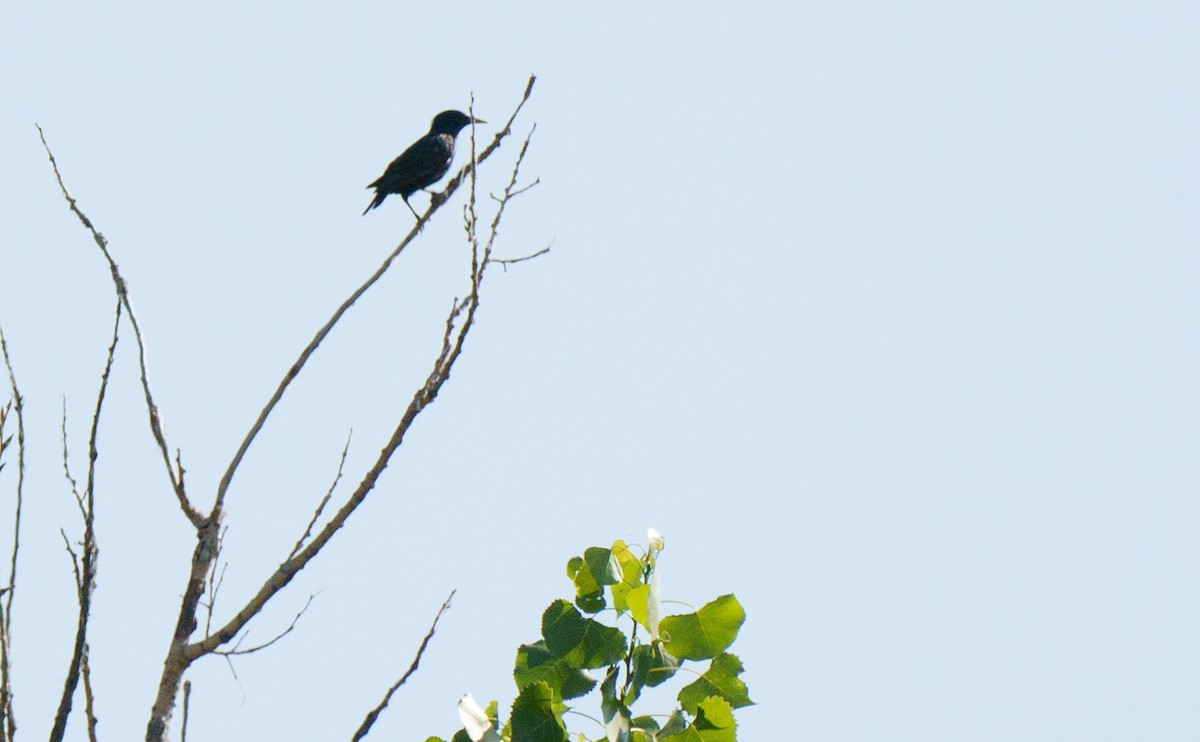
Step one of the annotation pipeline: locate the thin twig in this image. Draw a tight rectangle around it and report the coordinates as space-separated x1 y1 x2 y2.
60 398 84 512
0 324 25 741
490 242 552 270
201 529 227 638
81 648 98 742
493 177 540 201
290 431 353 559
214 593 317 657
180 681 191 742
351 590 455 741
36 126 203 528
48 291 118 742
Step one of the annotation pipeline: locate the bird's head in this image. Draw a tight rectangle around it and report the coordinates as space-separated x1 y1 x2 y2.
431 110 486 136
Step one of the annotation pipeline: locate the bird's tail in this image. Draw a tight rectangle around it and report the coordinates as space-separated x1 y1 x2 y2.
362 191 385 216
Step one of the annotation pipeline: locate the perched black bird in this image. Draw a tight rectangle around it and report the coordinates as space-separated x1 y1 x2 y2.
363 110 485 218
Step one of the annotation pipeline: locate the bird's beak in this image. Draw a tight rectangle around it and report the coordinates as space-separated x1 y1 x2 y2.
472 117 487 125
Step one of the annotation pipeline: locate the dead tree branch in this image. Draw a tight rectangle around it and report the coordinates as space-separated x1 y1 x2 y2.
491 242 553 270
142 75 540 742
0 324 25 741
48 294 119 742
36 126 203 529
212 593 316 657
214 74 537 517
290 431 353 559
351 591 455 741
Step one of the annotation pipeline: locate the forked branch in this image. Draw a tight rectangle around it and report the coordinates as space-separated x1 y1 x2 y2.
214 74 538 515
143 77 541 742
37 127 203 529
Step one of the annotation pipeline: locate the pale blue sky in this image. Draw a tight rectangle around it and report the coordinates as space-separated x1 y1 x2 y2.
2 2 1198 740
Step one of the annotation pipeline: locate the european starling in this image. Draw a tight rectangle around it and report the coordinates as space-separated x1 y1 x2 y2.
363 110 485 218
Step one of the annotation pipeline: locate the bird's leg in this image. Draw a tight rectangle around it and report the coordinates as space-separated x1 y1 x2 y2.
403 198 422 222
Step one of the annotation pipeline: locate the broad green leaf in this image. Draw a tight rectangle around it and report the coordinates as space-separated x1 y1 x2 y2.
510 682 568 742
677 653 754 714
541 600 627 669
658 709 688 738
445 731 499 742
514 641 595 700
660 595 744 661
567 555 606 613
626 585 651 630
629 642 678 703
584 546 620 585
661 697 736 742
610 540 644 612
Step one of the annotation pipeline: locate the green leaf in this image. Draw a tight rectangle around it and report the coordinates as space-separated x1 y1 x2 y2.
541 600 627 669
442 731 499 742
661 697 736 742
658 709 688 738
583 546 620 585
567 556 606 613
510 682 568 742
629 642 678 702
678 653 754 714
626 584 651 630
514 641 596 700
609 539 644 612
660 595 745 661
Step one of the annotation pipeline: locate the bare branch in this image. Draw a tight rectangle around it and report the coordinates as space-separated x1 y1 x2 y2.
81 649 98 742
0 323 25 740
442 74 537 197
492 177 540 201
190 133 537 657
60 398 84 512
145 76 539 740
201 529 227 638
351 591 455 741
49 291 119 742
214 73 538 517
180 681 191 742
212 593 316 657
290 431 353 559
491 241 553 270
36 126 203 529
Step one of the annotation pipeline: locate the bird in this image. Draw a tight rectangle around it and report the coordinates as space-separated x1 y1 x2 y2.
363 110 485 219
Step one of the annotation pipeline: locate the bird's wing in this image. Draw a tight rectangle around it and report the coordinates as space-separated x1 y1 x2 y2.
370 135 451 193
